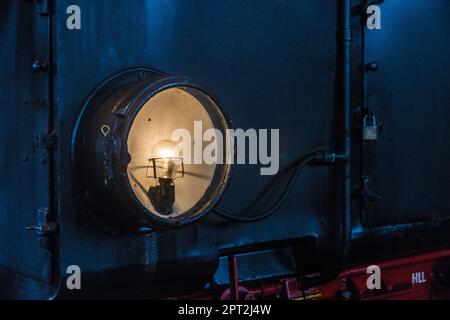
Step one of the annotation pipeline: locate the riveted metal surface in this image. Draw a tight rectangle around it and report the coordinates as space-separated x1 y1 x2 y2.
0 1 55 297
53 0 337 296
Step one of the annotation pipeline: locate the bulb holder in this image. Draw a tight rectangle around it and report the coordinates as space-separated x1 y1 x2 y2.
148 178 176 215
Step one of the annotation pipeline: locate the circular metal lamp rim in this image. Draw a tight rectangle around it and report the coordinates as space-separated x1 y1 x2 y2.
71 67 233 231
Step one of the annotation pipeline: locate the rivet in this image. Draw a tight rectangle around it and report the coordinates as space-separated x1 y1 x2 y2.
138 71 148 80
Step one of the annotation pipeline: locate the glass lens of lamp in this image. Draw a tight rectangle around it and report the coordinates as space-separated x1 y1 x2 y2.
126 87 223 219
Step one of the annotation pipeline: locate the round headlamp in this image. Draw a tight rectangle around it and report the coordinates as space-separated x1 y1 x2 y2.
72 69 232 230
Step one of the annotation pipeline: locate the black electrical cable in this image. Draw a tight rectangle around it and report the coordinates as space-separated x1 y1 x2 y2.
213 153 318 223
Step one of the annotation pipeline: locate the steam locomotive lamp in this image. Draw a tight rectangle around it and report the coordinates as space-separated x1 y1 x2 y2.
1 0 450 300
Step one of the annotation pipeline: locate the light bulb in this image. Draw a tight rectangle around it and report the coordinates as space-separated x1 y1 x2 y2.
150 140 181 180
159 148 175 159
151 139 177 159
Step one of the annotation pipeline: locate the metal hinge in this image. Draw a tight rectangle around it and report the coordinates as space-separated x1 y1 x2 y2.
33 132 57 150
26 207 58 237
361 177 383 214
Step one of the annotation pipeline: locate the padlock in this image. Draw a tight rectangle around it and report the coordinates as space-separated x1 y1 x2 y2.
362 115 378 141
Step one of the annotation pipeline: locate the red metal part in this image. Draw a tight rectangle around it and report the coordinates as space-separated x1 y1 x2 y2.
339 248 450 279
192 248 450 300
227 255 240 300
316 248 450 300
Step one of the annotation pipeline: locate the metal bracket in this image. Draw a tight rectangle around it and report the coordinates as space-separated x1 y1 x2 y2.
103 136 116 184
361 177 383 215
33 132 57 150
26 207 58 237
